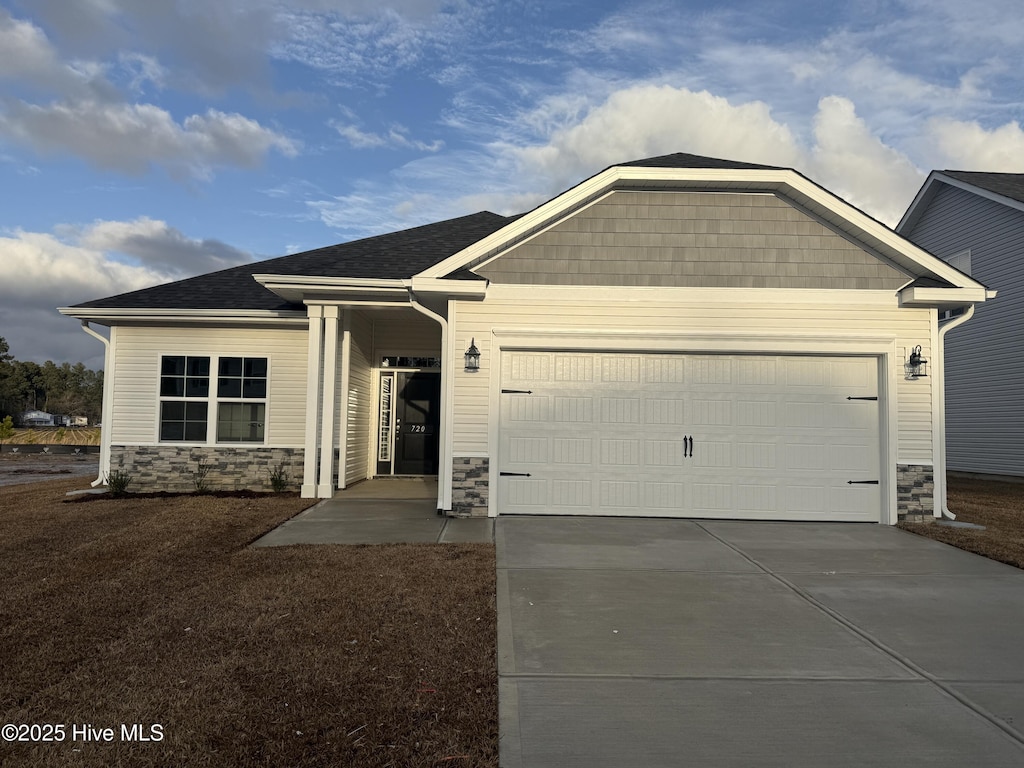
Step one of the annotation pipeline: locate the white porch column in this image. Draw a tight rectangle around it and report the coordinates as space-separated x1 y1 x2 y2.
336 309 352 490
301 305 324 498
317 305 340 497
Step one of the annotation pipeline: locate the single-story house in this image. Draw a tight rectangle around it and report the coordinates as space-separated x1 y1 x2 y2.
897 170 1023 479
20 409 55 427
60 153 994 523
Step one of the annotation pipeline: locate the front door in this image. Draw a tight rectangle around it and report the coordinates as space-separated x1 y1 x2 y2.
393 372 441 475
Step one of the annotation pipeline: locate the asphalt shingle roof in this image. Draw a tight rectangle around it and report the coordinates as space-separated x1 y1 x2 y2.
72 211 513 311
943 170 1024 206
618 152 785 171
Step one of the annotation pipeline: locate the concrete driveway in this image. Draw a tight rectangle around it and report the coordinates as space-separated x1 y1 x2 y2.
496 517 1024 767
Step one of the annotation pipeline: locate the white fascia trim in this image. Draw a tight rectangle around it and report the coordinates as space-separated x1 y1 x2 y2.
929 173 1024 217
418 166 987 291
406 277 488 298
484 284 900 306
58 307 307 324
898 286 994 307
255 274 409 303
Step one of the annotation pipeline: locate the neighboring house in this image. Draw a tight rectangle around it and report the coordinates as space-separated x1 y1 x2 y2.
21 410 55 427
72 416 89 427
898 171 1022 479
60 153 992 524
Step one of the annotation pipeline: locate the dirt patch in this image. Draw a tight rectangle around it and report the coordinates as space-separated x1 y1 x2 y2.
899 476 1024 569
0 453 99 487
0 478 498 767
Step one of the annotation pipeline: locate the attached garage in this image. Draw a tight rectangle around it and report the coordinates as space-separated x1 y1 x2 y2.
497 350 882 521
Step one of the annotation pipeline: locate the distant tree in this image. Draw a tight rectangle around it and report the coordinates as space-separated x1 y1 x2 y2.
0 415 13 447
0 338 103 423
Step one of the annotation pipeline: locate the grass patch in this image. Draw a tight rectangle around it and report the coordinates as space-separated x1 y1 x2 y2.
899 476 1024 569
0 478 498 767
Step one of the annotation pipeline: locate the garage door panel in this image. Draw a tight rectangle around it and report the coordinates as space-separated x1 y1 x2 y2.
600 397 640 423
498 351 882 521
644 356 687 384
552 438 592 464
645 482 687 509
600 439 640 466
553 396 593 423
601 356 641 382
645 398 687 424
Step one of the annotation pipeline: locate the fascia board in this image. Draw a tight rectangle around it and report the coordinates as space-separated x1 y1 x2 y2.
417 165 985 291
896 172 940 233
778 173 987 291
57 307 308 326
897 286 992 307
406 276 488 298
254 273 409 303
931 172 1024 216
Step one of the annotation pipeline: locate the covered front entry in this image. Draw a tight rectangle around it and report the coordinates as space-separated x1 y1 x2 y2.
497 351 882 521
377 370 442 476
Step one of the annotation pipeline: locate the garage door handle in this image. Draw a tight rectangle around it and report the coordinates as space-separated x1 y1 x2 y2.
684 435 694 458
500 471 532 477
847 480 879 485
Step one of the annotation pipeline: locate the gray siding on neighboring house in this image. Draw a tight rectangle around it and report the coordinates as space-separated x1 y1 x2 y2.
901 183 1024 476
476 191 910 289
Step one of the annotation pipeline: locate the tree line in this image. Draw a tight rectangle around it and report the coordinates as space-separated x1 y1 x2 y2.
0 337 103 425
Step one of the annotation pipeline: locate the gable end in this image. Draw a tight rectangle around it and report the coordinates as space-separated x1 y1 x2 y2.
475 190 910 289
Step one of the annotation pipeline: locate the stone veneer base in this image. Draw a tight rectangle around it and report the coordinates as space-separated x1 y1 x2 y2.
897 463 935 523
111 445 304 493
451 456 489 517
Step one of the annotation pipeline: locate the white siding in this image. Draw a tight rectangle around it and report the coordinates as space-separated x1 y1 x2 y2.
901 183 1024 476
345 311 373 485
109 324 308 447
451 286 934 465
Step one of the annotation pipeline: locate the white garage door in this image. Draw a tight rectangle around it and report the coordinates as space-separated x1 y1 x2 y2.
497 351 881 521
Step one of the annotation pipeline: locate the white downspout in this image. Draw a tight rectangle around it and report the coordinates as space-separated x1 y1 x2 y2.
934 305 976 520
408 293 452 513
79 321 113 487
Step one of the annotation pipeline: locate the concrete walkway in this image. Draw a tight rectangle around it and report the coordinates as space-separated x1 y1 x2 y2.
251 477 493 546
497 517 1024 767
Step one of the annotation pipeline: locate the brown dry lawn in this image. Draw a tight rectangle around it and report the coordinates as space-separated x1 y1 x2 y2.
0 478 497 767
4 427 101 446
899 475 1024 568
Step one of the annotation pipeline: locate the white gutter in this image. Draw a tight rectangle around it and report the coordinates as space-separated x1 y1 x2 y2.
934 305 977 520
78 321 113 487
407 293 453 513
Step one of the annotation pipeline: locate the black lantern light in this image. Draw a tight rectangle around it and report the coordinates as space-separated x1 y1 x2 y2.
464 338 481 372
905 345 928 379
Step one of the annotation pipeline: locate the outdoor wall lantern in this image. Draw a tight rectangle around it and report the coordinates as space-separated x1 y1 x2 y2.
904 345 928 380
464 338 481 372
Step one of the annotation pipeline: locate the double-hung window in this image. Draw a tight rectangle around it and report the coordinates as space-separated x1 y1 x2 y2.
159 355 268 443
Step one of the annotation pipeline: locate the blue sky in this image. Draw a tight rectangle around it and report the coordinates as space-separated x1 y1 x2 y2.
2 0 1023 368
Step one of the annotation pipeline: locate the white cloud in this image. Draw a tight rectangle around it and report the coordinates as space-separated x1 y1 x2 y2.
0 10 113 99
0 219 253 365
0 101 298 178
510 84 808 195
74 217 252 276
0 229 167 311
924 118 1024 172
809 96 924 226
332 121 443 151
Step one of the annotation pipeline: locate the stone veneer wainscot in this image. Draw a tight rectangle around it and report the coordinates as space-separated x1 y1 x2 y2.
897 464 935 523
451 457 489 517
111 446 304 493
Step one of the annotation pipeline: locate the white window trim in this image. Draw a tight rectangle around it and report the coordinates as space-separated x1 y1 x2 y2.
156 353 271 446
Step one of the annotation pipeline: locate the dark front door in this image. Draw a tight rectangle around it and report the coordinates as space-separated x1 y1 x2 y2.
394 372 441 475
